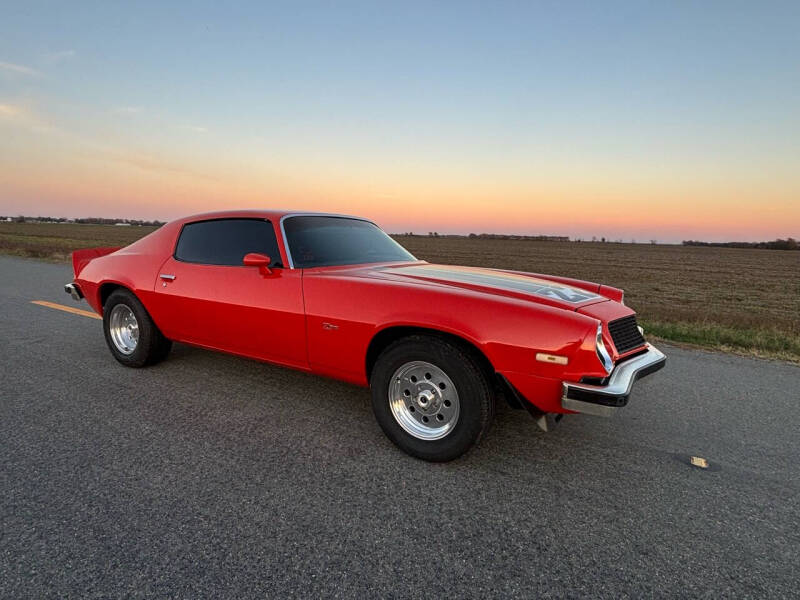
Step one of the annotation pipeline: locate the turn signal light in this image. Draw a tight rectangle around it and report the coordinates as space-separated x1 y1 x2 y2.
535 353 568 366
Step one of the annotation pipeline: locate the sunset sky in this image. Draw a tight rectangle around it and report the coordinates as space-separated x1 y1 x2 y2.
1 1 798 242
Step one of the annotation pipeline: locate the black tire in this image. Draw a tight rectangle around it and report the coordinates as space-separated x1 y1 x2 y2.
103 289 172 368
370 335 495 461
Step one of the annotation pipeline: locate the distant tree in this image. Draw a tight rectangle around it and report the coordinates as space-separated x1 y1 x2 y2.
601 237 606 243
683 238 798 250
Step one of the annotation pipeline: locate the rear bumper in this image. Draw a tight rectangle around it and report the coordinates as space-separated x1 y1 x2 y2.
64 282 83 301
561 344 666 416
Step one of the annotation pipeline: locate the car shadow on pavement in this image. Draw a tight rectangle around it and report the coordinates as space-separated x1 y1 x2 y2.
160 342 652 473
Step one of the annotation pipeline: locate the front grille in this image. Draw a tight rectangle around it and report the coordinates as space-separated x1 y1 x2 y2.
608 315 645 354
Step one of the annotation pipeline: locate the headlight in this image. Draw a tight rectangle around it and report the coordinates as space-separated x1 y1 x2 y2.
595 323 613 374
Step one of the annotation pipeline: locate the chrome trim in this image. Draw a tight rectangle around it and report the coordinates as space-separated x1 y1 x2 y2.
278 213 380 269
64 283 83 301
159 274 176 281
595 323 613 374
563 398 618 417
562 343 666 417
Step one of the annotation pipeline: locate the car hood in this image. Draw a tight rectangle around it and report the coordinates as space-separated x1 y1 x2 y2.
352 262 610 311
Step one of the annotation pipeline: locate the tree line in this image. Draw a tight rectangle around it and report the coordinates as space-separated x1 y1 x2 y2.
2 216 165 226
683 238 798 251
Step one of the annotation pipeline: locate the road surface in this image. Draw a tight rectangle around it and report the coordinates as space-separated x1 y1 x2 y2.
1 255 798 598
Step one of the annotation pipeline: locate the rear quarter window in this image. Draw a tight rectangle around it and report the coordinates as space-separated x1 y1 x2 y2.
174 219 281 266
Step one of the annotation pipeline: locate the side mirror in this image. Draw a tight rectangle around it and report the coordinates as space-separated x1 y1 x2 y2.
243 252 272 276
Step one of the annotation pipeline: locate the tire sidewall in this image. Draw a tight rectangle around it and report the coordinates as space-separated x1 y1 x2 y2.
371 337 491 461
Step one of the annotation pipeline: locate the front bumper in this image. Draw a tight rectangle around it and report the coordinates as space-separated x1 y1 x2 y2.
561 344 666 416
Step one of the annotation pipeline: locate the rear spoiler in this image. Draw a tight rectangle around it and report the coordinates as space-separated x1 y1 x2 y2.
72 247 121 277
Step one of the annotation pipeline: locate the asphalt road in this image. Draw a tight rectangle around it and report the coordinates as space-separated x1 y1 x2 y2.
1 255 798 598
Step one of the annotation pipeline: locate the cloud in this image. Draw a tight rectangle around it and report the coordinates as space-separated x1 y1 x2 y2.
187 125 208 133
0 103 51 132
0 61 40 76
44 49 76 64
0 103 23 117
106 150 215 180
111 106 144 115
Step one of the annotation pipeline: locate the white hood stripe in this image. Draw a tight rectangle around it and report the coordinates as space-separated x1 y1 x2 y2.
390 266 600 303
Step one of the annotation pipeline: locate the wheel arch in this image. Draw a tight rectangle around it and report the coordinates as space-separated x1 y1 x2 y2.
365 325 496 385
98 281 132 312
97 281 171 343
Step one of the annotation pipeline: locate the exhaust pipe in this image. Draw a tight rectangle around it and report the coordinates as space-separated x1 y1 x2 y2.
64 283 83 301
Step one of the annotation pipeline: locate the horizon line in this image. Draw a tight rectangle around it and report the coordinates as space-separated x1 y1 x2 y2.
3 214 797 246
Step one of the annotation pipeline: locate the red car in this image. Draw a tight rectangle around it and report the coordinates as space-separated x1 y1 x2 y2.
65 210 665 461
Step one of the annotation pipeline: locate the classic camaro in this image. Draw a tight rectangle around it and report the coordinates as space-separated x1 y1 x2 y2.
65 210 665 461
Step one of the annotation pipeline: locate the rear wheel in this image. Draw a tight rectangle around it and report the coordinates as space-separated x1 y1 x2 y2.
370 335 494 461
103 289 172 368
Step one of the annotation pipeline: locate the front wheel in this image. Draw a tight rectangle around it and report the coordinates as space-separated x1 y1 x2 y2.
370 335 495 461
103 289 172 368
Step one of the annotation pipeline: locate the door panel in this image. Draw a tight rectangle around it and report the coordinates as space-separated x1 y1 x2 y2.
151 256 307 368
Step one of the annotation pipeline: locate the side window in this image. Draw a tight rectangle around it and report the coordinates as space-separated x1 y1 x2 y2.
175 219 282 266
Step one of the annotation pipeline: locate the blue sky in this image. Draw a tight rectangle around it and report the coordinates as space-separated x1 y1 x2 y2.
1 1 798 240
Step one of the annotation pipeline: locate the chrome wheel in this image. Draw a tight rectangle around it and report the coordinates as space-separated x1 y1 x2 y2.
108 304 139 355
389 361 460 440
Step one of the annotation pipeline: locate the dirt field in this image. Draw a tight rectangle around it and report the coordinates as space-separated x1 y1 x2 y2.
2 222 798 359
0 222 159 261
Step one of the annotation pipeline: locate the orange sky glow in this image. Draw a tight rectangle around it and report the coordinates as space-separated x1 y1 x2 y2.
2 125 797 243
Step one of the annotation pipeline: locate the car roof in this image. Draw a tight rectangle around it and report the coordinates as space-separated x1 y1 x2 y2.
173 210 371 225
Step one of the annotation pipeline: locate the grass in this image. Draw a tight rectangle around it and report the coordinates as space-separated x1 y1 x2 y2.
2 222 798 361
643 321 800 362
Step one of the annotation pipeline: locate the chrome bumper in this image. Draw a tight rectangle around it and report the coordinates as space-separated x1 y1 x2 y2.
64 283 83 301
561 344 666 417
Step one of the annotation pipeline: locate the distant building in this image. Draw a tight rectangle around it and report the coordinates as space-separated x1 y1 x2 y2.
114 222 132 226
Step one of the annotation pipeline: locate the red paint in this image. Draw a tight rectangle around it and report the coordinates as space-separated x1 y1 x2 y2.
73 210 646 414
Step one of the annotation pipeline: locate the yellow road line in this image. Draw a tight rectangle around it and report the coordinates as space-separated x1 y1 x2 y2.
31 300 102 320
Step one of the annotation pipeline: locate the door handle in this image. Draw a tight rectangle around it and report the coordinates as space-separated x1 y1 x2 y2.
159 274 176 281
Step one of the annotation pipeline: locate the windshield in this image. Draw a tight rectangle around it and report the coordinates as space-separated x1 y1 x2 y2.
283 216 416 268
